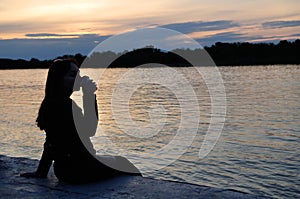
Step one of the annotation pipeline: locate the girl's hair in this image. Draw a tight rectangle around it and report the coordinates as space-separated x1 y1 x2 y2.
36 58 78 130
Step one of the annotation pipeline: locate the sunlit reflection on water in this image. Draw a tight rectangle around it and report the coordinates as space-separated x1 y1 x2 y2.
0 65 299 198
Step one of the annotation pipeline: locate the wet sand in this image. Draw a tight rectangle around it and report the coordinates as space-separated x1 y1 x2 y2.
0 155 266 199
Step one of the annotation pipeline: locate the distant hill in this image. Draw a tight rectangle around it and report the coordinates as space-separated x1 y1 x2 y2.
206 40 300 66
0 40 299 69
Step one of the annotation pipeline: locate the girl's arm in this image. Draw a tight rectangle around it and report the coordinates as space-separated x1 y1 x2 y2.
20 141 53 178
76 77 98 137
82 93 98 137
35 141 53 177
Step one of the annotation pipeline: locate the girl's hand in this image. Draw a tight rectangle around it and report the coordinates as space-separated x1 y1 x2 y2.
81 76 97 94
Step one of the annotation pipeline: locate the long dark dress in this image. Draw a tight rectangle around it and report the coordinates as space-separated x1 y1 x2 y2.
35 94 140 183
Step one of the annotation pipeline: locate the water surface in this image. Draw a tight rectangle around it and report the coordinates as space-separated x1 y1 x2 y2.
0 65 299 198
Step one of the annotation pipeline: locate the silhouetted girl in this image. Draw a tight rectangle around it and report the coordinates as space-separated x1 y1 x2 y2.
21 59 140 183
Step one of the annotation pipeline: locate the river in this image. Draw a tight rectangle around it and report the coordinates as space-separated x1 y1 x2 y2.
0 65 299 198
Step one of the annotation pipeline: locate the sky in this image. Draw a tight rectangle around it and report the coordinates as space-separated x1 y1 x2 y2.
0 0 299 60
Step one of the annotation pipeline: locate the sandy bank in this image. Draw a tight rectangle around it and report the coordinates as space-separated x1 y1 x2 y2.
0 155 266 198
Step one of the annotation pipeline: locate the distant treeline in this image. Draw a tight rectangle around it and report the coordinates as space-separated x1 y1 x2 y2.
0 40 299 69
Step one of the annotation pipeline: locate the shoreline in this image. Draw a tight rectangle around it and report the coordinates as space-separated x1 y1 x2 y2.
0 63 299 70
0 155 267 198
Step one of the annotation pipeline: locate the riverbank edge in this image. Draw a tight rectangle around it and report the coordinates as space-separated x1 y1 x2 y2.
0 155 267 198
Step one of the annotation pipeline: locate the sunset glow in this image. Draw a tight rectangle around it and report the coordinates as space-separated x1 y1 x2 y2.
0 0 299 59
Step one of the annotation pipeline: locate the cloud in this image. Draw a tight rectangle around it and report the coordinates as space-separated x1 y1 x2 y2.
160 20 239 34
0 34 110 60
25 33 79 38
196 31 299 46
195 31 262 46
262 20 300 29
291 33 300 37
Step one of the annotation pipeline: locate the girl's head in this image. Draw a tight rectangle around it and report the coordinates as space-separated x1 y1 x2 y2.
45 59 80 98
37 58 80 130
